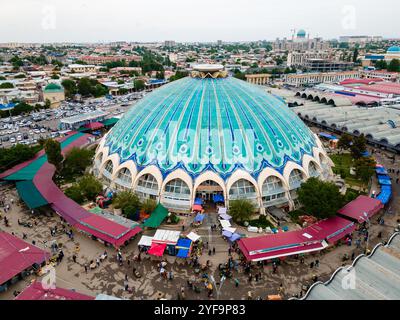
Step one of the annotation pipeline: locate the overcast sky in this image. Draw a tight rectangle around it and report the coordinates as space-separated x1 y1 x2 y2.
1 0 399 43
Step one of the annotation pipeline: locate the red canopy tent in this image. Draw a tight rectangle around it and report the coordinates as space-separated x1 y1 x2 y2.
192 204 203 212
15 281 94 300
0 232 50 286
148 243 167 257
337 195 384 223
84 122 104 130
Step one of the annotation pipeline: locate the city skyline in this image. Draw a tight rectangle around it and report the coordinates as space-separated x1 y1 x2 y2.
1 0 399 43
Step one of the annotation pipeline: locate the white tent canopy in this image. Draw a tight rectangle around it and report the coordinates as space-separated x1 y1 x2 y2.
187 232 201 242
218 207 227 214
219 219 231 229
152 229 181 245
138 235 153 247
223 227 237 233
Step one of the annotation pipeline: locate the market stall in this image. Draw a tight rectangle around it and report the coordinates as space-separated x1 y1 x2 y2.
175 238 192 259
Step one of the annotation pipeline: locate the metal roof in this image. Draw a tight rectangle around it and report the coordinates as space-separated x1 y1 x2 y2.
60 110 108 125
295 232 400 300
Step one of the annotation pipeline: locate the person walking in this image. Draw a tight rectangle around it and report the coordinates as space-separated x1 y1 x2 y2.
315 259 320 268
84 264 88 273
212 247 216 255
234 278 239 288
72 255 77 263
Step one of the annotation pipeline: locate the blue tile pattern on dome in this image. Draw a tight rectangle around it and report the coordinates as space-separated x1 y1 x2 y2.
104 76 317 181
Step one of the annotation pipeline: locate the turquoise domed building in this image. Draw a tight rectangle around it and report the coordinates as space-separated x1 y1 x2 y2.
297 29 307 38
387 46 400 54
94 65 332 213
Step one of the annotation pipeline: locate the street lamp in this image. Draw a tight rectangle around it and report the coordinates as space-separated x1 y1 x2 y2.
359 211 370 253
210 275 226 300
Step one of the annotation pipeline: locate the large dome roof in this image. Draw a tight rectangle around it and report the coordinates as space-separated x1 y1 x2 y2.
387 46 400 53
103 76 318 181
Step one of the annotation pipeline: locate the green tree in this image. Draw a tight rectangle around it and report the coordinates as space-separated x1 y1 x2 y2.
297 177 345 219
350 134 367 159
62 147 95 179
229 199 256 223
61 79 77 98
352 48 359 63
134 79 145 91
44 99 51 109
338 133 353 150
113 191 141 218
0 82 14 89
65 185 85 204
141 198 157 214
375 60 387 70
0 144 40 172
77 77 93 96
388 59 400 72
78 174 103 201
169 71 188 82
44 139 63 172
354 157 376 187
51 74 60 80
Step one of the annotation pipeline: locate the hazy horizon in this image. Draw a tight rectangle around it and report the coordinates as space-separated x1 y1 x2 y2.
1 0 399 43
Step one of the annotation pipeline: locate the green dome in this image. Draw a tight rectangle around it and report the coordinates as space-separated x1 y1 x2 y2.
103 76 318 181
44 83 63 93
297 29 306 38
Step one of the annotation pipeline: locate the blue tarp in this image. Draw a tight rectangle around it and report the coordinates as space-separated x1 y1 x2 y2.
378 179 392 186
377 186 392 205
219 213 232 220
222 230 233 238
377 174 392 186
194 214 205 223
0 102 16 110
194 198 203 205
228 233 241 242
176 238 192 249
213 194 224 203
176 249 190 258
318 132 337 140
361 151 370 157
376 167 388 175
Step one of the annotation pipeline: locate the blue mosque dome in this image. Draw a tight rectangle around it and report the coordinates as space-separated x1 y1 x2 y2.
297 29 307 38
95 65 332 213
387 46 400 53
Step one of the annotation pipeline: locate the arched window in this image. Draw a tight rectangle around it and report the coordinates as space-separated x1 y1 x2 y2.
137 174 158 191
95 152 103 167
162 178 191 211
104 160 113 174
115 168 132 189
102 160 114 185
136 174 159 200
165 179 190 196
262 176 287 208
289 169 304 190
308 162 320 178
229 179 256 198
262 176 284 195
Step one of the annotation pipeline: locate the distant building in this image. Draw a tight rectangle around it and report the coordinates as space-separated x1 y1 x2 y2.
217 40 223 46
68 64 97 73
303 59 353 72
282 71 360 87
287 51 331 67
42 83 65 108
339 35 383 44
273 30 330 51
80 55 142 65
164 40 176 48
360 69 400 82
362 46 400 67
